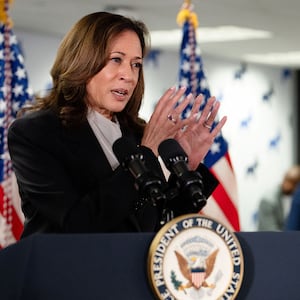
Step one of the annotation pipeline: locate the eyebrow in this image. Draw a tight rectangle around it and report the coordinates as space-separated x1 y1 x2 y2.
111 51 142 60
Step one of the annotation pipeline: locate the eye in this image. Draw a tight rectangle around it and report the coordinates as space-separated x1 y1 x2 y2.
132 62 142 69
111 57 122 63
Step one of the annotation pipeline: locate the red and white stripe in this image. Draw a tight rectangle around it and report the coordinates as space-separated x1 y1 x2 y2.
201 153 240 231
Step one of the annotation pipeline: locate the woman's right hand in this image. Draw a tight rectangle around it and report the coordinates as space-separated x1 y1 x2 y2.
141 86 193 155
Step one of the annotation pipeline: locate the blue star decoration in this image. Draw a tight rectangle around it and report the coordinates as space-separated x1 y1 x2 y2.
234 63 247 80
246 160 259 176
240 114 253 129
144 49 161 67
252 210 259 224
281 68 292 81
262 85 274 102
269 132 281 150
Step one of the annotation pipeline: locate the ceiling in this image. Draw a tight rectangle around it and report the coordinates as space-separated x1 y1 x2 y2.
8 0 300 68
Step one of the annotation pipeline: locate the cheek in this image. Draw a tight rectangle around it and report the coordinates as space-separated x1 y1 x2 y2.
86 79 105 105
87 68 113 91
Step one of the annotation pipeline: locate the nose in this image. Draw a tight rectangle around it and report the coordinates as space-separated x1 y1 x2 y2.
119 63 135 82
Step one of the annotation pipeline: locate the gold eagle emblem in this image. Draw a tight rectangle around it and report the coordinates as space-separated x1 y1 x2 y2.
174 248 219 292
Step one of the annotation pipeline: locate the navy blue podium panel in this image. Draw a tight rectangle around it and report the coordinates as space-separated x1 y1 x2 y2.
235 232 300 300
1 232 300 300
0 233 155 300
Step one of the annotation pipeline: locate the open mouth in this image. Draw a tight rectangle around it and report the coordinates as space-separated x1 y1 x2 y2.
112 89 128 96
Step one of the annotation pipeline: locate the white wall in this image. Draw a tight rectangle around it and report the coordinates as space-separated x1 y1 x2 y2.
14 29 297 231
15 29 61 95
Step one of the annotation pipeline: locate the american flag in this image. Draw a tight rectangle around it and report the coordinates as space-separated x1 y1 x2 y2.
0 13 33 248
178 15 240 231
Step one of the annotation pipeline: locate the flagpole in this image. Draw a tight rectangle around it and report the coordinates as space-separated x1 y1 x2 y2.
177 0 199 97
0 0 31 248
0 0 14 248
176 1 241 231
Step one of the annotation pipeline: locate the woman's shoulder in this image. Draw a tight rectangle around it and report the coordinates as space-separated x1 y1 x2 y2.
9 108 61 139
12 108 58 126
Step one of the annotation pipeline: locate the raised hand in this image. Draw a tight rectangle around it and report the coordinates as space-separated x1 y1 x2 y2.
175 94 227 170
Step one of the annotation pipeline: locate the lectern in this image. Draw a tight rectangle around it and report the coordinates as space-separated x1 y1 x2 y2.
0 232 300 299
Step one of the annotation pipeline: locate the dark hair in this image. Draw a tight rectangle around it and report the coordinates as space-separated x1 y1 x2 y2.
23 11 150 133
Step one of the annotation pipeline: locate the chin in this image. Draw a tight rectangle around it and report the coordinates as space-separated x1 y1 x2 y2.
113 103 129 113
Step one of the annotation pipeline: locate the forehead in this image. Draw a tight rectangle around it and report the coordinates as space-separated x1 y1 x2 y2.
109 30 142 56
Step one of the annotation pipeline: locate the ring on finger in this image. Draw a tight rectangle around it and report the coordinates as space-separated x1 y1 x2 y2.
203 121 212 129
167 114 177 124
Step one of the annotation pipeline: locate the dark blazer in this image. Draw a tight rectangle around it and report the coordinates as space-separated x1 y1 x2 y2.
8 109 218 237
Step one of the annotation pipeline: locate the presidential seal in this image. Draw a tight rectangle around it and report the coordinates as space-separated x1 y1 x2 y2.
147 214 244 300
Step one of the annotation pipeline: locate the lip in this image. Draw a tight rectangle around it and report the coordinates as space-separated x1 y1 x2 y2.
111 88 129 95
111 88 130 100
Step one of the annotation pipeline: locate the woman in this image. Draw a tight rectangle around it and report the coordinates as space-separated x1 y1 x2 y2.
8 12 226 237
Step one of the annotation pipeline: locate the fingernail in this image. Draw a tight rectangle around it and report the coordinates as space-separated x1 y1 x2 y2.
187 93 193 100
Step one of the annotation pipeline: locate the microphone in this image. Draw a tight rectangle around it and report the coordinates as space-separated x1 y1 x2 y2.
112 137 166 208
158 139 207 210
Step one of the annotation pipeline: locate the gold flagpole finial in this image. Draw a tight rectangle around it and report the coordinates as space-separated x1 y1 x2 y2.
0 0 14 27
176 0 198 29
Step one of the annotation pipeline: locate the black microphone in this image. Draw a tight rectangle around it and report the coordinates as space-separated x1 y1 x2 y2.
112 137 166 208
158 138 207 210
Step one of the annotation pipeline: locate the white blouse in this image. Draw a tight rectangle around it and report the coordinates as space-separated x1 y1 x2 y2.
87 109 122 170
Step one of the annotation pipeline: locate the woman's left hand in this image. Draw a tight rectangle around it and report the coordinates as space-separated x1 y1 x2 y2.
174 94 227 170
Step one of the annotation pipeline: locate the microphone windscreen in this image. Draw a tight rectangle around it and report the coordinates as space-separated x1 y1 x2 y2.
112 137 138 163
158 139 187 165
